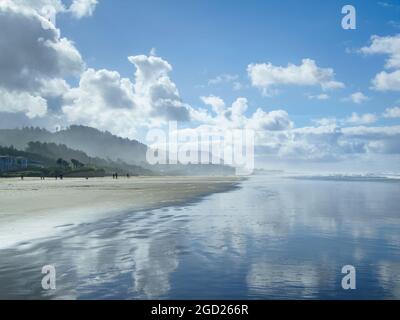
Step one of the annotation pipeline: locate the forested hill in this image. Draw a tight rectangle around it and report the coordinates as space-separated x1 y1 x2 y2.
0 126 236 176
0 142 154 177
0 126 148 165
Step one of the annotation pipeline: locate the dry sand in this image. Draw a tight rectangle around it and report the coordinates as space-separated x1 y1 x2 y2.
0 176 241 249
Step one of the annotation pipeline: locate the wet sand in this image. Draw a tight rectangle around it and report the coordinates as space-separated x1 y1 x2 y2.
0 176 241 249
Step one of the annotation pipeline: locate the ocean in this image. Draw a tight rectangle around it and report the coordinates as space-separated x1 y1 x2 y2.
1 175 400 299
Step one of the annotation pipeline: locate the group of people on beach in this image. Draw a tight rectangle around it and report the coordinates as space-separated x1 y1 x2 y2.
112 173 131 179
20 173 131 180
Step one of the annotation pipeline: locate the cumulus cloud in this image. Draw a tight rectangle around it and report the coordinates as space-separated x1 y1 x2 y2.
250 114 400 161
361 34 400 69
313 117 337 126
0 1 190 137
128 55 190 122
361 35 400 91
345 112 378 125
62 68 140 136
0 0 85 122
168 92 400 162
69 0 98 18
0 2 84 93
6 0 65 14
201 95 226 114
347 92 369 104
62 55 191 137
343 125 400 154
383 106 400 118
248 109 292 131
63 68 136 116
0 89 47 119
248 59 344 96
3 0 99 19
195 96 293 132
273 123 400 160
371 70 400 91
1 0 400 165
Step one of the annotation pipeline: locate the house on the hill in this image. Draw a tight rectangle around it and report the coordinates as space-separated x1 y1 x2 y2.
0 156 28 172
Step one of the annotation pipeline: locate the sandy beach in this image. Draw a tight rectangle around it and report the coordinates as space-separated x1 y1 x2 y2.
0 176 241 249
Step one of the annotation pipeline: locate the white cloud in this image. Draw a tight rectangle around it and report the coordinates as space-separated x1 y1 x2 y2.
0 0 85 120
342 125 400 154
345 112 378 125
200 95 226 114
128 55 190 122
248 59 344 96
195 96 293 132
313 117 337 126
4 0 65 14
1 0 400 165
39 78 71 98
308 93 330 100
361 35 400 91
2 0 99 19
371 70 400 91
275 123 400 160
0 2 84 94
62 55 191 137
347 92 369 104
383 106 400 118
208 74 238 85
248 109 293 131
69 0 98 18
206 74 243 91
361 34 400 69
62 68 138 136
0 89 47 118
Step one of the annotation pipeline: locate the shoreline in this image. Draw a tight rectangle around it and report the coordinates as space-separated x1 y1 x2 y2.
0 176 242 249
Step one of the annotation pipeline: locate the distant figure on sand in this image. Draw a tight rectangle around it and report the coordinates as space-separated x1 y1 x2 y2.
127 174 130 179
20 175 24 180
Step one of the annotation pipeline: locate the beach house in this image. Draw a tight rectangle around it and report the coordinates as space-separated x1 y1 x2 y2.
0 156 28 172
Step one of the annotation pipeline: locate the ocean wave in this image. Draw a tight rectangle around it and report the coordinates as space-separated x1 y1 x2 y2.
287 173 400 182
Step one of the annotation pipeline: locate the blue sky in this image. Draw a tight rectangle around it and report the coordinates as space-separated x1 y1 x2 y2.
57 0 400 127
1 0 400 171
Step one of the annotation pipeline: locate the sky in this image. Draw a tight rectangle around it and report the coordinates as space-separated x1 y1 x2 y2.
1 0 400 171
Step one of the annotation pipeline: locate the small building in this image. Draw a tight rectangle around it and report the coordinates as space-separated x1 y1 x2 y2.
28 160 44 168
0 156 28 172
